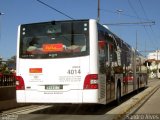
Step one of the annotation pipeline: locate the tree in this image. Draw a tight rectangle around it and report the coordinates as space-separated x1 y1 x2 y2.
7 55 16 70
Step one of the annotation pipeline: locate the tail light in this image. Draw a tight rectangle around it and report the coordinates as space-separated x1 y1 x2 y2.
16 76 25 90
83 74 98 89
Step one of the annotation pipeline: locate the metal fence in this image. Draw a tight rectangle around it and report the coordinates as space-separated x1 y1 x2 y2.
0 74 16 86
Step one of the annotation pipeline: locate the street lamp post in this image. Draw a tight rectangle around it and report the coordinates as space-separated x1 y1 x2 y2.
0 12 5 38
116 9 123 37
117 9 123 13
0 12 5 15
156 49 159 78
97 0 100 22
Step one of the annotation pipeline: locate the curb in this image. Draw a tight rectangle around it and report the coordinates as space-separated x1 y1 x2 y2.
106 81 160 120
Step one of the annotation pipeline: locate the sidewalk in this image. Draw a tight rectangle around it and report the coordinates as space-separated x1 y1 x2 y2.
135 86 160 114
106 79 160 120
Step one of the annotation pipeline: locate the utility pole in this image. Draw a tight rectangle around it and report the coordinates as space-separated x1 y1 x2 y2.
0 12 5 41
116 9 123 38
0 12 4 57
136 30 138 50
145 35 147 57
157 49 159 78
97 0 100 22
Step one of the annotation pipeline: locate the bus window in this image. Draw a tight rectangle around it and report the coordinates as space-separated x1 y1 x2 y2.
20 21 89 59
98 40 107 74
109 44 115 64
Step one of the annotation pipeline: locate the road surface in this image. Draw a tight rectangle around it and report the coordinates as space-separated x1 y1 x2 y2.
1 79 160 120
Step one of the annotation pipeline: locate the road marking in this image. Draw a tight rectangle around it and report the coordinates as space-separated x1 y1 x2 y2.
2 105 53 114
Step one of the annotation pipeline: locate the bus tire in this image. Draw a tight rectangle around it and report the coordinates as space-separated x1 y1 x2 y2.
116 82 121 105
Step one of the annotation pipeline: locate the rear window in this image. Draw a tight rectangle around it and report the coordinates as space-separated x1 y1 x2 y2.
19 20 89 59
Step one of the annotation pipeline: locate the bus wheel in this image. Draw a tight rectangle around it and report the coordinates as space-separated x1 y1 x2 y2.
116 84 121 105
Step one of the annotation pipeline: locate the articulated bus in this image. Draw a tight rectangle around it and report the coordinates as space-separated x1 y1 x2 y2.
16 19 148 104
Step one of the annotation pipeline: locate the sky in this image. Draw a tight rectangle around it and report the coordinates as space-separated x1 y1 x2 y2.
0 0 160 60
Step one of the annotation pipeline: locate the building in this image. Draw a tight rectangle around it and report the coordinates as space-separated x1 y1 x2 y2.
147 50 160 78
147 50 160 60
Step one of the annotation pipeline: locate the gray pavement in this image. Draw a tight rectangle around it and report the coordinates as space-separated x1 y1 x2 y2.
135 87 160 114
123 79 160 120
107 79 160 120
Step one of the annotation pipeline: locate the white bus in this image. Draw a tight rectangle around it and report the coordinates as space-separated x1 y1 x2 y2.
16 19 147 104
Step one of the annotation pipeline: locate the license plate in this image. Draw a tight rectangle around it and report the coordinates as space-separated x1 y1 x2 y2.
45 85 63 90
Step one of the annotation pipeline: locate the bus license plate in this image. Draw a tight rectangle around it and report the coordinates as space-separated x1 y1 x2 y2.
45 85 63 90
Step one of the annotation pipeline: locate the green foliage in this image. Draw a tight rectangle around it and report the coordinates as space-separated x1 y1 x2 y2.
0 64 12 75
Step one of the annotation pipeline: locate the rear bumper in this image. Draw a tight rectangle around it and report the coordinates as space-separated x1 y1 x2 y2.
16 89 100 104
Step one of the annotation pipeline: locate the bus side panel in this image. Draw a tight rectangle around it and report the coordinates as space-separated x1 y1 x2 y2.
16 25 26 103
82 19 101 104
16 25 21 75
89 20 99 74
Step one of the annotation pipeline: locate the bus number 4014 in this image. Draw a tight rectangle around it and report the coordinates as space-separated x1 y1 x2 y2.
67 69 81 74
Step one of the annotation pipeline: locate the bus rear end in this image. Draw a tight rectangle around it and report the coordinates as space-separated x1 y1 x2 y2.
16 19 100 104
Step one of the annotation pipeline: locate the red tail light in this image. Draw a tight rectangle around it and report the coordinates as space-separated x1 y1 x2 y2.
16 76 25 90
83 74 98 89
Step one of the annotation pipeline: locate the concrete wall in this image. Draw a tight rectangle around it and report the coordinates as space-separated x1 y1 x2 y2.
0 86 16 101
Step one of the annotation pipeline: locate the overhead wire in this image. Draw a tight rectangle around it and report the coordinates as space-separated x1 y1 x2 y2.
104 21 155 26
100 8 154 22
127 0 155 54
138 0 159 49
138 0 148 19
36 0 74 20
100 8 155 27
101 8 138 19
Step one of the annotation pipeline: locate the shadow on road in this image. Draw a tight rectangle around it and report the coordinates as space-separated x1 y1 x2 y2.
31 102 116 115
31 87 147 115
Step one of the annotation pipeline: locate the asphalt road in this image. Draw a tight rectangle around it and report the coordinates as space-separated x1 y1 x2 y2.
1 79 160 120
